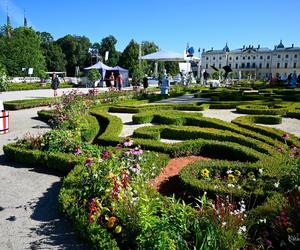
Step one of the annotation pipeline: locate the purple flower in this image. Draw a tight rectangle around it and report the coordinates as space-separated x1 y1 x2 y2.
130 147 143 155
101 150 111 160
85 158 93 166
115 143 123 149
130 164 141 173
74 147 81 155
123 138 134 147
265 240 272 247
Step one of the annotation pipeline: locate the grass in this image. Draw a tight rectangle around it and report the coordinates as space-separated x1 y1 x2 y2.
5 82 73 91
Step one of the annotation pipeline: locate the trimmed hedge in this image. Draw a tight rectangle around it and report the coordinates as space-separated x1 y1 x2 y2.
236 104 288 115
4 97 58 110
90 109 123 145
80 115 100 143
133 125 275 155
180 160 281 198
132 110 285 148
232 116 300 147
37 109 56 122
3 143 83 175
233 115 282 125
133 137 265 162
286 110 300 120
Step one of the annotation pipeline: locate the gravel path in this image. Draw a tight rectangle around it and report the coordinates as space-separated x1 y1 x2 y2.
0 107 87 249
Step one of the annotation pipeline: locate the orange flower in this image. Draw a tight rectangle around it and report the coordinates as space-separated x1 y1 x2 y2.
107 216 116 228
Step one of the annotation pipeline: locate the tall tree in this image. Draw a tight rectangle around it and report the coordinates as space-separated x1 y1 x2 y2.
38 32 66 72
141 41 159 76
118 39 140 77
57 35 91 76
165 61 179 76
99 35 119 67
0 27 46 76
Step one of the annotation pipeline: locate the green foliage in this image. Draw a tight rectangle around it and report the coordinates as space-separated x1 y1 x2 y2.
0 27 46 76
236 104 288 115
57 34 91 76
38 31 66 72
3 81 73 92
132 64 144 83
0 63 7 92
3 97 57 110
99 35 119 67
165 61 179 76
118 39 140 77
87 68 101 84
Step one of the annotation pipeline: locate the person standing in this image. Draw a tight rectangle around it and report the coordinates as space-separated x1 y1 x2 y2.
142 75 148 91
51 73 60 97
109 72 115 89
116 73 123 91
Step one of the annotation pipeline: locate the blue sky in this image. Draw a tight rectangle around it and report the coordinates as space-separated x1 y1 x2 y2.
1 0 300 54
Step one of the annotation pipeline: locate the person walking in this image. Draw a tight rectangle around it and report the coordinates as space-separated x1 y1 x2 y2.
51 73 60 97
116 73 123 91
142 75 149 92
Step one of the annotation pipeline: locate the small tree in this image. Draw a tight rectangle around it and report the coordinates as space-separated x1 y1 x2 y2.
132 65 144 84
88 68 101 87
0 63 8 92
211 71 219 80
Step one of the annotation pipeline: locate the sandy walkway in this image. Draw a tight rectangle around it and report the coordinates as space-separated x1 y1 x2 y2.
0 107 87 249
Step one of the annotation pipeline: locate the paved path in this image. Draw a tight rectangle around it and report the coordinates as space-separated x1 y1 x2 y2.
0 107 87 249
0 86 134 102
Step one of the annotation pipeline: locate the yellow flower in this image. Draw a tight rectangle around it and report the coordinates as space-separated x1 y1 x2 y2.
234 170 241 177
115 225 122 234
287 227 293 233
247 171 255 178
228 174 235 182
201 168 210 178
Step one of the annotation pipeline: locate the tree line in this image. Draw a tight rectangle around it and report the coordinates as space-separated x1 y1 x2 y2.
0 25 179 80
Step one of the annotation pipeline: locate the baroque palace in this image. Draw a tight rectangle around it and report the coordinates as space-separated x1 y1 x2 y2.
201 41 300 79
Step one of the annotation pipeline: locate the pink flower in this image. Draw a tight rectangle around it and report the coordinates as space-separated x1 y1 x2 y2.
123 138 134 147
115 144 123 149
130 147 143 155
277 147 284 152
282 133 289 139
85 158 93 166
74 147 81 155
101 150 111 160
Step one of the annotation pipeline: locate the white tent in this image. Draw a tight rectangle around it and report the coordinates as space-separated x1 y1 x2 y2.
140 50 200 62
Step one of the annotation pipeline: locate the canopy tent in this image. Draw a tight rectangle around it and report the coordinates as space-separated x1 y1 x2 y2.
84 62 129 86
107 66 129 86
84 61 114 80
140 50 200 62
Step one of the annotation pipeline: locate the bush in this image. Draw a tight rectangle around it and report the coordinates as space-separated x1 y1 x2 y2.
236 104 287 115
4 97 57 110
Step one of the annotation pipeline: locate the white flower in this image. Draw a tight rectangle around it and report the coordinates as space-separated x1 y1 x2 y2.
227 169 233 174
238 226 247 234
258 168 263 174
228 183 235 188
259 218 267 224
222 222 227 227
274 181 280 188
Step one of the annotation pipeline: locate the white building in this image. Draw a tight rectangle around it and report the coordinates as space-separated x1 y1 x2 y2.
201 41 300 80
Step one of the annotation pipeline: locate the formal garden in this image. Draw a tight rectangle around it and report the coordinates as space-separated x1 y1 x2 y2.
3 84 300 249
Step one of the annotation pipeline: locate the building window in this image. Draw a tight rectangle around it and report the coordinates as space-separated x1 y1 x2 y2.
285 54 289 59
235 63 238 68
248 56 251 60
267 56 270 59
285 63 288 68
229 57 232 60
260 56 263 59
236 56 238 60
206 57 209 60
277 63 280 68
253 56 256 59
259 63 262 68
266 63 269 68
219 64 222 69
252 63 256 68
213 63 215 67
206 64 208 69
243 56 245 60
278 55 281 59
247 62 250 68
242 63 245 68
213 57 215 60
229 63 231 67
295 54 298 58
294 62 297 68
219 57 222 60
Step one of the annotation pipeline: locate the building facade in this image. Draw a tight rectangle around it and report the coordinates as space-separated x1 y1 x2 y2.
201 41 300 80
